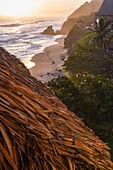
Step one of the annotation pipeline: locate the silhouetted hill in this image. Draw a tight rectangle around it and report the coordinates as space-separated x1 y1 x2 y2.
68 0 103 19
59 0 103 34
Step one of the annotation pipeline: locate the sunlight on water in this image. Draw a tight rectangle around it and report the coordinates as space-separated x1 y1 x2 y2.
0 16 64 69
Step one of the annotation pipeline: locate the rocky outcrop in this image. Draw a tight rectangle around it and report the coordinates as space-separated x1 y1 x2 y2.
64 24 82 48
0 47 113 169
41 25 55 35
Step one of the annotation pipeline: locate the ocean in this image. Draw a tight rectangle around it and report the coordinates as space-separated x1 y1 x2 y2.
0 16 64 68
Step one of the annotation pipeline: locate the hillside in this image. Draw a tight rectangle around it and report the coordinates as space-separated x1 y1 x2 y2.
60 12 95 34
64 24 82 48
68 0 103 20
0 47 113 169
59 0 103 34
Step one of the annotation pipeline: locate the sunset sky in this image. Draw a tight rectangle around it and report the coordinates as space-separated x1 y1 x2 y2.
0 0 92 17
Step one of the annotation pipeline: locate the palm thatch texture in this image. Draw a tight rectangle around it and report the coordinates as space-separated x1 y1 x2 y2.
0 47 113 169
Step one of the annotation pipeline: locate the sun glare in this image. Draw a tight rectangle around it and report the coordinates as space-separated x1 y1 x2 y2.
0 0 41 17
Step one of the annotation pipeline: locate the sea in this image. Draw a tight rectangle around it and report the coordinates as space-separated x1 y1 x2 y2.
0 16 64 68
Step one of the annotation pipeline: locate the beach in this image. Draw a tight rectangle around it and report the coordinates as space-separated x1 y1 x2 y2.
0 16 64 69
29 36 68 83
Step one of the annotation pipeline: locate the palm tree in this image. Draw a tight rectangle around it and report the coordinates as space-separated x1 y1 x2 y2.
92 17 113 51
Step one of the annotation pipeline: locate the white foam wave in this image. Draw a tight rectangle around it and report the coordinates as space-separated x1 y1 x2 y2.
0 16 64 68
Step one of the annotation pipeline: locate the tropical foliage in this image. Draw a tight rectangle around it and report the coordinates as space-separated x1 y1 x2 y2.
93 17 113 51
47 74 113 139
63 32 113 78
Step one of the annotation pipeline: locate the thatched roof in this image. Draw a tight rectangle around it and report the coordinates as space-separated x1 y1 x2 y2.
97 0 113 16
0 47 113 169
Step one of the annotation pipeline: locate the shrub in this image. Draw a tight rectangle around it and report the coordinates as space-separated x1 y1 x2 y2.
47 76 79 113
63 33 113 78
70 73 113 122
47 74 113 139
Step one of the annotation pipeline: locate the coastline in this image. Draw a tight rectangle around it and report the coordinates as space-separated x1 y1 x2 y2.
29 36 68 83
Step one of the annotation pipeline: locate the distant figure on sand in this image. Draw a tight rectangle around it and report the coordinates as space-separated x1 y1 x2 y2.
47 51 49 56
47 50 55 64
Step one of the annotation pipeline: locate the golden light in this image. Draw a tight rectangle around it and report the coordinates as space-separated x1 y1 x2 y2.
1 0 41 17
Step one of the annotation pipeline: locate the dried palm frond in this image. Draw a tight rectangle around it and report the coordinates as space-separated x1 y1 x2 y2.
0 47 113 169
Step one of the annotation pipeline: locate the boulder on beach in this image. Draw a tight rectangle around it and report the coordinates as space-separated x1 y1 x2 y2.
41 25 55 35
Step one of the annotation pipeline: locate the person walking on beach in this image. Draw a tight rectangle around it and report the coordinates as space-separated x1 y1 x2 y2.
47 51 55 64
47 51 49 57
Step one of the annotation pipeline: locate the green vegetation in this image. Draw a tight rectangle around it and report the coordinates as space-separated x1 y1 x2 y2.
91 17 113 51
47 74 113 139
48 17 113 160
64 32 113 78
64 25 91 48
48 74 113 160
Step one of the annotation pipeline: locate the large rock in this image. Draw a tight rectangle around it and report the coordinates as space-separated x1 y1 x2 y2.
41 25 55 35
0 47 113 169
64 24 82 48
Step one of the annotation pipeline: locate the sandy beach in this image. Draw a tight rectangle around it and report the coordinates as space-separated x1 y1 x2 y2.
29 36 68 83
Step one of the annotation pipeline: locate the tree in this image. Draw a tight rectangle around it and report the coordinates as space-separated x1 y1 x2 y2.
92 17 113 51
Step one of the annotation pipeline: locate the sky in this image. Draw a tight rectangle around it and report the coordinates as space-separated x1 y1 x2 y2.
0 0 92 17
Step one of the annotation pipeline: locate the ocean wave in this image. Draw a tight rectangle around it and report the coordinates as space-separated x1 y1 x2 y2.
0 36 23 43
0 23 22 27
0 16 63 68
28 43 42 49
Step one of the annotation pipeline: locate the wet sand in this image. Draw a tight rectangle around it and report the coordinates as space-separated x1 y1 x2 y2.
29 36 68 83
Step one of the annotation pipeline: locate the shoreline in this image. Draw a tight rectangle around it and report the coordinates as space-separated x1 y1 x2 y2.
29 36 68 83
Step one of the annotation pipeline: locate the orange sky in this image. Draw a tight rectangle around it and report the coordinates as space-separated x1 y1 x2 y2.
0 0 91 17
